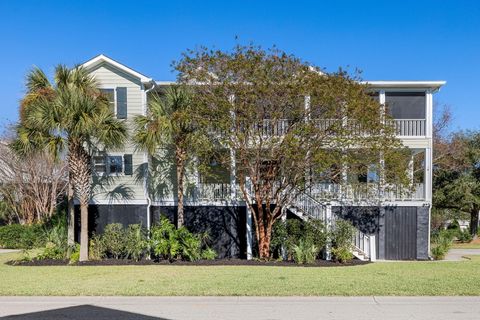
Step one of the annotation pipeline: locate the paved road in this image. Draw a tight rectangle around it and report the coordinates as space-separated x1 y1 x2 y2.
0 297 479 320
445 249 480 261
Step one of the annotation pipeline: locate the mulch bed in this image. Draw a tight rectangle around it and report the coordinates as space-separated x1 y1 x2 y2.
8 258 369 267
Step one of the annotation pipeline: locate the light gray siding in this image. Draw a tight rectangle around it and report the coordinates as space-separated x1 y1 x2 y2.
87 62 146 203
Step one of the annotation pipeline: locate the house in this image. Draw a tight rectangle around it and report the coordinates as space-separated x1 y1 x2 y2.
81 54 445 261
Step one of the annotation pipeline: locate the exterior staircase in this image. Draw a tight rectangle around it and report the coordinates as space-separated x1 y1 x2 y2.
288 190 376 261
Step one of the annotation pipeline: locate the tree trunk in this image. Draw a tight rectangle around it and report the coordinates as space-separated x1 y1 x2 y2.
68 143 92 262
79 200 89 261
471 209 479 237
175 146 186 229
258 228 272 259
257 209 274 259
67 181 75 248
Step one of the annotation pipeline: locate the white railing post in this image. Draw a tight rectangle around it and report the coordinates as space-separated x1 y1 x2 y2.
369 234 376 261
325 205 332 261
245 177 253 260
281 206 287 260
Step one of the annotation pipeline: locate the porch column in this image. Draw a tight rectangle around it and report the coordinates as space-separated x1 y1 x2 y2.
246 177 253 260
341 153 348 200
324 205 332 261
229 94 237 201
425 90 433 138
379 90 386 201
193 157 201 201
425 146 433 256
425 147 432 202
304 95 312 189
229 148 237 201
281 206 287 260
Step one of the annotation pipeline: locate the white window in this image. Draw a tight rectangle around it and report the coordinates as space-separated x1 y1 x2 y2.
93 154 133 176
99 87 127 119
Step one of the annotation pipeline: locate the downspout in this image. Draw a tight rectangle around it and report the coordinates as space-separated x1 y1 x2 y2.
143 80 156 235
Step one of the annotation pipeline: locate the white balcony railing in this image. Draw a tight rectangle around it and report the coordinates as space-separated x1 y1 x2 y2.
190 182 424 202
388 119 426 136
194 183 232 201
310 183 425 201
250 118 427 137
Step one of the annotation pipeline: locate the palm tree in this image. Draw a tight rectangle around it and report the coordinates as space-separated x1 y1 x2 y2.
134 85 207 228
13 65 127 261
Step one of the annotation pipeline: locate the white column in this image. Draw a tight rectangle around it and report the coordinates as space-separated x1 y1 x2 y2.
379 90 386 108
245 177 253 260
369 234 376 262
324 205 332 261
425 147 433 202
229 94 237 201
425 90 433 138
305 95 311 187
379 90 386 202
341 153 348 200
304 95 311 120
229 149 236 201
281 207 287 260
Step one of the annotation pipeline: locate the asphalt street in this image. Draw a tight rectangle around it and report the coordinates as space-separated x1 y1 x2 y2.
0 296 479 320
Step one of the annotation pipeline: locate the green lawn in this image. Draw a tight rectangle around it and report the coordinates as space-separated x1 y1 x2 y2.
1 251 479 296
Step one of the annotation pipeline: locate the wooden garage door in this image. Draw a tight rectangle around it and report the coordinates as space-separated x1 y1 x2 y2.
385 207 417 260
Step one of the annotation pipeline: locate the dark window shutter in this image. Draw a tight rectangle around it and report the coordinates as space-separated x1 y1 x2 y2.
116 87 127 119
124 154 133 175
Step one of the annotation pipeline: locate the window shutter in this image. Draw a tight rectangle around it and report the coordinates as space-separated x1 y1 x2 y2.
124 154 133 175
116 87 127 119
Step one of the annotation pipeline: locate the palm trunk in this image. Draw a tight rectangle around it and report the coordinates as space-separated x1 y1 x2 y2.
79 199 89 261
68 143 92 262
67 180 75 249
175 146 186 228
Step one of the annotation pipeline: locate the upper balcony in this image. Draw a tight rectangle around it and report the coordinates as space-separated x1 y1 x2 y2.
247 117 427 139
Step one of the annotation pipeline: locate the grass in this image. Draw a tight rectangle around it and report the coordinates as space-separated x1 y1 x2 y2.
1 251 480 296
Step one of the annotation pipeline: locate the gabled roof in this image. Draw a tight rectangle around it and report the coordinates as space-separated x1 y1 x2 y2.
81 54 153 83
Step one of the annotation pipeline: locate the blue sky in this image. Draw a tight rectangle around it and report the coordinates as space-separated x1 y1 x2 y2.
0 1 479 132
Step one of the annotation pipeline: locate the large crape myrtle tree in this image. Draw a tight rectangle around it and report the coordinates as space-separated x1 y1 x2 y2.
175 44 408 259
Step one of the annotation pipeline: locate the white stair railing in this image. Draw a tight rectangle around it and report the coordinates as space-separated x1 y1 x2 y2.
289 190 327 221
351 228 376 261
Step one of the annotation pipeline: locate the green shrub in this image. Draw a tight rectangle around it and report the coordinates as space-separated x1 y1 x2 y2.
0 224 45 249
331 247 353 263
431 230 453 260
201 247 217 260
150 217 181 261
177 227 202 261
89 234 105 260
292 239 319 264
102 223 127 259
271 219 326 261
37 241 66 260
69 244 80 264
331 220 355 263
150 216 216 262
124 224 149 261
457 229 473 243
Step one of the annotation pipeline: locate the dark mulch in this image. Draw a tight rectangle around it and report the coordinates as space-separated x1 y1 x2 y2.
7 258 369 267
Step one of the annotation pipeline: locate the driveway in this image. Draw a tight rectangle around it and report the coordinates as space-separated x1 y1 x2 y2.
0 297 480 320
0 249 20 254
445 249 480 261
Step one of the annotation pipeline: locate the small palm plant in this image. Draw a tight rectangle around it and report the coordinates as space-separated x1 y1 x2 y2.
12 65 127 261
134 85 210 228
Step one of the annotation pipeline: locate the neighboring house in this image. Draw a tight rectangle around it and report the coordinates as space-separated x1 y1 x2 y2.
81 54 445 260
